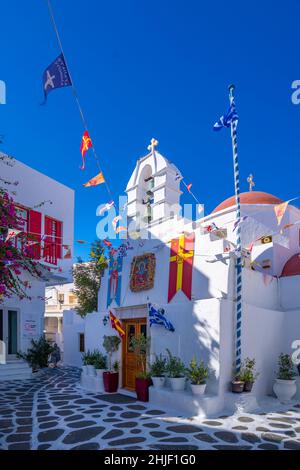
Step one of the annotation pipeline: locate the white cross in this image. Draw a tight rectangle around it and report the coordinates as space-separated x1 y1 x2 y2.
147 138 159 153
44 70 56 91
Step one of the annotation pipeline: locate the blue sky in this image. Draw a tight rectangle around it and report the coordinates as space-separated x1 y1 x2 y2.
1 0 300 260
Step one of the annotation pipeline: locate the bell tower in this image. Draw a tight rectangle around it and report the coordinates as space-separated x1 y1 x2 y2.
125 139 182 228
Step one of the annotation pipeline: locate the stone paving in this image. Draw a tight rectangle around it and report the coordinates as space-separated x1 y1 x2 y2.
0 367 300 450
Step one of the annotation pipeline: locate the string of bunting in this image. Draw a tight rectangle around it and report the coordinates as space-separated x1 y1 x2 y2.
43 0 119 219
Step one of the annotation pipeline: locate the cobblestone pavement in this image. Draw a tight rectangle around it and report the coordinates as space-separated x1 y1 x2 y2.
0 367 300 450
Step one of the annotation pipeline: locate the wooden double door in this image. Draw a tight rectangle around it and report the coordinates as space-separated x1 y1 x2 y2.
122 318 147 390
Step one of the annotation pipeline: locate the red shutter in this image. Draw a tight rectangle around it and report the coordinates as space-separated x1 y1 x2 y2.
55 220 62 259
44 216 53 261
28 210 42 259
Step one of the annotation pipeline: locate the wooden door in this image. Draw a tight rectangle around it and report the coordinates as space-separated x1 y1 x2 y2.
122 318 147 390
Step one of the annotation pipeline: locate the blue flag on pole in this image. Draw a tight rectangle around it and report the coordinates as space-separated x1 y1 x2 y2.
148 303 175 332
213 102 239 131
42 53 71 104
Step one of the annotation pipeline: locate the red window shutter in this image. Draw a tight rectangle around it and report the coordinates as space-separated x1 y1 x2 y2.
44 216 53 261
55 221 63 259
28 210 42 259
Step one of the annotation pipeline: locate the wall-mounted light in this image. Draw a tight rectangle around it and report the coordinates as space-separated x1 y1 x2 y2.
103 315 109 326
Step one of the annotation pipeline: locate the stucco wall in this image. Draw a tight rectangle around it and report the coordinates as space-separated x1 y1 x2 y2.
63 310 85 367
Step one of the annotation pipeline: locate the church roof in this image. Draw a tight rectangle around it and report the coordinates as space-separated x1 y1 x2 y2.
212 191 283 214
281 253 300 277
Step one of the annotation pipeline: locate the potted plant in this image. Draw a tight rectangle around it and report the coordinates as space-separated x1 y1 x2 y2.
186 357 209 395
150 354 167 389
94 351 107 380
239 357 259 392
17 337 54 372
102 335 121 393
86 350 97 376
231 372 245 393
81 351 89 375
273 353 297 403
165 349 186 391
131 334 152 401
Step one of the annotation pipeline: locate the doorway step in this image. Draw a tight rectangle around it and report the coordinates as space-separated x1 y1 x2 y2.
0 360 32 381
149 386 224 418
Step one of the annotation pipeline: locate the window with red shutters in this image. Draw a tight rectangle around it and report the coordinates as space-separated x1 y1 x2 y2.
44 216 63 265
28 210 42 259
14 206 29 253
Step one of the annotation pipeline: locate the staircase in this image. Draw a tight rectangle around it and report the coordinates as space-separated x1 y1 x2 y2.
0 360 32 381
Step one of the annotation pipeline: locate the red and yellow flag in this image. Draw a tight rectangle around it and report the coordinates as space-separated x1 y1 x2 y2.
109 310 125 338
80 131 92 170
83 172 105 187
168 233 195 302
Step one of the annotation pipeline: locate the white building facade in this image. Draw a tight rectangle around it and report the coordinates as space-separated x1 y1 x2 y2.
45 282 77 352
64 144 300 415
0 155 74 380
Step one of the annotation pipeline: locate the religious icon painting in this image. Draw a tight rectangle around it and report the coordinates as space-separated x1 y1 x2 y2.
130 253 156 292
107 255 123 307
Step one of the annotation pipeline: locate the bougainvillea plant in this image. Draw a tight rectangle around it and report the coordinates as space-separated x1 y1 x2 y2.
0 153 44 301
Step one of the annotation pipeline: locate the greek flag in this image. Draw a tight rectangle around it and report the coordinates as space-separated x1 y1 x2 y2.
148 303 175 332
213 102 239 131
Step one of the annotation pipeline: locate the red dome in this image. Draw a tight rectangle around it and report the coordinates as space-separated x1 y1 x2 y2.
212 191 283 214
281 253 300 277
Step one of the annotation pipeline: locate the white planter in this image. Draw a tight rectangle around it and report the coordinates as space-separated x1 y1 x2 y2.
87 365 95 376
81 365 88 375
191 383 206 395
152 376 165 389
169 377 186 391
273 378 297 403
95 368 106 379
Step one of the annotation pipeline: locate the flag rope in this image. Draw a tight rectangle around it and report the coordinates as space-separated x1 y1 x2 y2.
45 0 114 201
181 179 203 211
228 84 242 373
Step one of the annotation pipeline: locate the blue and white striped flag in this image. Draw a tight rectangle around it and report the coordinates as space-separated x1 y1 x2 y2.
148 303 175 332
213 102 239 131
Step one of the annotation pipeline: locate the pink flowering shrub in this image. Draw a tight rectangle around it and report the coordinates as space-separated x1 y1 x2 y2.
0 189 42 301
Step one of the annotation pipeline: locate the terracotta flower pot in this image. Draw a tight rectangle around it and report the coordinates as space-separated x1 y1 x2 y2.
244 381 254 392
103 371 119 393
231 380 245 393
135 377 152 402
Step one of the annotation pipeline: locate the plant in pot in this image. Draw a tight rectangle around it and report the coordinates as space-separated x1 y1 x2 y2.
273 353 297 403
150 354 167 389
239 357 259 392
102 335 121 393
85 350 97 376
186 357 209 395
131 334 152 402
231 371 245 393
165 349 186 391
17 337 54 372
93 351 107 382
81 351 89 375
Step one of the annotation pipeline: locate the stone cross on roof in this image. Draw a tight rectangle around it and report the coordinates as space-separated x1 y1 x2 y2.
247 174 255 192
147 138 159 153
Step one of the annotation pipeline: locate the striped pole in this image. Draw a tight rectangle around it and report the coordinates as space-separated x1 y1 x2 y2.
228 84 242 373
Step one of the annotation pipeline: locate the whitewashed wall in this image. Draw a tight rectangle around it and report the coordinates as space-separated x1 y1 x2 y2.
63 310 85 367
0 155 74 356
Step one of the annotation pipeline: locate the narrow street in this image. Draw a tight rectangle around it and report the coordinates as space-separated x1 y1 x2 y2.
0 367 300 450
